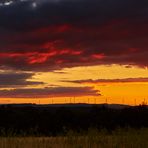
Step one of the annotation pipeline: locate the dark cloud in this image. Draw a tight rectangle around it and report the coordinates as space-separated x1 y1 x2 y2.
0 72 44 88
0 86 100 98
65 78 148 84
0 0 148 71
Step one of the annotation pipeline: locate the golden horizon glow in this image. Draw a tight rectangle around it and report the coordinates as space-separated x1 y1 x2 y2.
0 64 148 105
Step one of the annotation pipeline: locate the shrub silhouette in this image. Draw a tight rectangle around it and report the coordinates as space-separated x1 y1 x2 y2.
0 104 147 136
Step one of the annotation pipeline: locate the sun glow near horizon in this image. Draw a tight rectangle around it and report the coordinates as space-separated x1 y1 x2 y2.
0 65 148 105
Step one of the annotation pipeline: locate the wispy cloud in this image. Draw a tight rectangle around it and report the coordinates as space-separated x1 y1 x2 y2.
0 86 100 98
0 72 44 88
64 78 148 84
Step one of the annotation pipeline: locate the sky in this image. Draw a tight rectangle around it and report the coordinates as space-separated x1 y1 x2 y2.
0 0 148 105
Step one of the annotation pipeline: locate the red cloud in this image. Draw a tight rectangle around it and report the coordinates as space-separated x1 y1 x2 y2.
0 18 148 71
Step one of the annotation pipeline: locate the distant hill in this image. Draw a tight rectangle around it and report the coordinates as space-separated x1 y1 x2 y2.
0 103 131 109
0 103 148 136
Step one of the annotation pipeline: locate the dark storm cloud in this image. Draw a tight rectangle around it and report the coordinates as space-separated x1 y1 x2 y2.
0 72 44 88
0 0 147 30
0 86 100 98
0 0 148 71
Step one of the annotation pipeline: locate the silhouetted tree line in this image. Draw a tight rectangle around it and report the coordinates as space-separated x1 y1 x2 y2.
0 104 147 136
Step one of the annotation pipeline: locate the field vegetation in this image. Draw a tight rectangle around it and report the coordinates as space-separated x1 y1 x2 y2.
0 104 148 147
0 128 148 148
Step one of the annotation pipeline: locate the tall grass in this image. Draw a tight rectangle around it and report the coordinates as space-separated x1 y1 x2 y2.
0 128 147 148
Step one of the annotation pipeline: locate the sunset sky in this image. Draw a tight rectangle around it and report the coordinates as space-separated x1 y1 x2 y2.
0 0 148 105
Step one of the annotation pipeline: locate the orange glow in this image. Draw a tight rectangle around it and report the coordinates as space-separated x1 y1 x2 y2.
0 65 148 105
85 82 148 105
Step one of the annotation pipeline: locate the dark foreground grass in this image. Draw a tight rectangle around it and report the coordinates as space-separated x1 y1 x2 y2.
0 128 148 148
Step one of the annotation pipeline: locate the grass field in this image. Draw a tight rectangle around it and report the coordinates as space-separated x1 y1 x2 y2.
0 128 147 148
